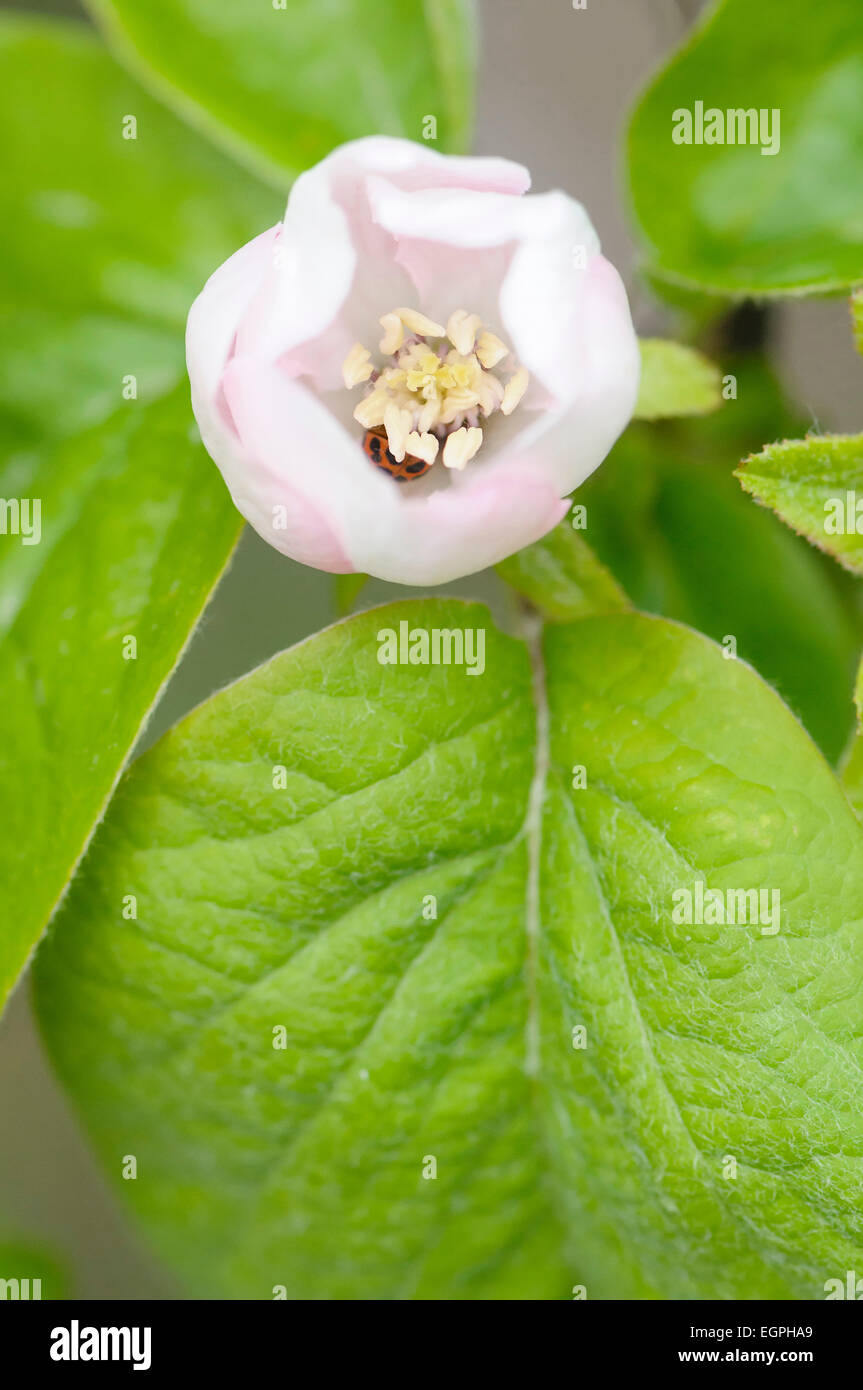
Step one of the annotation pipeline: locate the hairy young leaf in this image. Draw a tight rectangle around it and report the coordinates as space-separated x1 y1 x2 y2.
627 0 863 295
0 17 275 442
634 340 721 421
581 409 861 762
0 389 241 1007
35 600 863 1299
737 434 863 576
84 0 477 185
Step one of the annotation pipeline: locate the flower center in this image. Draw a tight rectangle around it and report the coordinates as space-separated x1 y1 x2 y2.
342 307 529 475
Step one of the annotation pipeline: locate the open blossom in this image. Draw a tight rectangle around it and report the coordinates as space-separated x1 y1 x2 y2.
186 137 640 586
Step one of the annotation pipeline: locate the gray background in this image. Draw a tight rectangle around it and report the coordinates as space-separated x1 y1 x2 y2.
1 0 860 1297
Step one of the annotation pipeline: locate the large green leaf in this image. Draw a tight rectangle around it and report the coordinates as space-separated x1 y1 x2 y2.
0 18 276 1005
0 16 275 442
737 434 863 576
627 0 863 295
85 0 477 184
0 388 242 1006
578 410 861 763
35 600 863 1299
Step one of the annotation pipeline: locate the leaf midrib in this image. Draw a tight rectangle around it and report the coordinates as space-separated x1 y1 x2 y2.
522 612 548 1082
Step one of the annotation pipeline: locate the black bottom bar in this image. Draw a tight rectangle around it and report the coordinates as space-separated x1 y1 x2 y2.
1 1298 860 1374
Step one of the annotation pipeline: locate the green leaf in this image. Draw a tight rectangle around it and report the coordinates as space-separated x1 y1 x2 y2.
0 388 242 1007
737 434 863 576
0 312 180 444
0 1240 69 1300
627 0 863 295
497 522 629 622
841 658 863 819
34 600 863 1299
842 742 863 819
84 0 478 185
634 339 722 420
0 17 275 1006
580 399 861 763
853 290 863 356
0 16 275 441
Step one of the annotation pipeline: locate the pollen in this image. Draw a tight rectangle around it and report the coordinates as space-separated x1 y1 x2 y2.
342 306 530 476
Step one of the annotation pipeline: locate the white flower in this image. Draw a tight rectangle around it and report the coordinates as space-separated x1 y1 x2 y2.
186 137 640 586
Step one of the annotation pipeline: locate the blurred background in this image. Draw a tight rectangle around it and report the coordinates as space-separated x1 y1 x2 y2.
1 0 861 1297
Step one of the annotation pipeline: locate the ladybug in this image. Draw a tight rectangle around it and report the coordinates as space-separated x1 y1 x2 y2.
362 427 432 483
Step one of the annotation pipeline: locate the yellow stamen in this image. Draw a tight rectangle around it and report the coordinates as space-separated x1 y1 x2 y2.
443 425 483 471
344 306 529 478
383 403 412 463
342 342 373 388
439 390 479 426
477 374 505 415
406 431 439 465
417 398 439 434
396 307 446 338
501 366 529 415
447 309 482 356
476 331 509 369
379 312 404 356
353 389 386 429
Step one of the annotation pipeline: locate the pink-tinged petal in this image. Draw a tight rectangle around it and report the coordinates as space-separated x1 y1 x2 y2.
366 180 602 355
318 135 531 198
490 254 641 494
218 357 397 572
350 471 570 587
211 357 569 587
186 225 280 463
367 181 576 250
500 215 611 409
233 181 359 371
258 484 355 573
233 139 531 389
